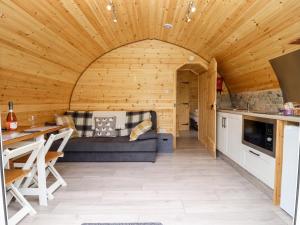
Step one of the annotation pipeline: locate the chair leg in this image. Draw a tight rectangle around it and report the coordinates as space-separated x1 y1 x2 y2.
45 164 67 198
48 164 67 187
23 167 37 188
7 185 36 225
9 185 36 216
47 191 55 200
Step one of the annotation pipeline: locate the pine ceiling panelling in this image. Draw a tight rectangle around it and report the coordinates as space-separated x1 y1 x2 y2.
1 0 300 104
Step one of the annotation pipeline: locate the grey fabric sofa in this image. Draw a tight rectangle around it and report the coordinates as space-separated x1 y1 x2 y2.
58 111 158 162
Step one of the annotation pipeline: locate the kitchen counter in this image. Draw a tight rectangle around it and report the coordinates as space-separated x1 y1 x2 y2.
218 109 300 123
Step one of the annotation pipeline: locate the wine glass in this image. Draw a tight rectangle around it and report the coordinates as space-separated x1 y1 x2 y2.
28 115 36 128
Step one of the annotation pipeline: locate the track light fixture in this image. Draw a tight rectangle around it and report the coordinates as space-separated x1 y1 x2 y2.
106 0 113 11
186 1 197 23
106 0 117 23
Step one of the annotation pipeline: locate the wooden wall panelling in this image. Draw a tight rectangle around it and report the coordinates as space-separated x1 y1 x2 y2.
176 75 190 132
177 70 199 113
1 0 300 128
0 44 76 126
70 40 208 138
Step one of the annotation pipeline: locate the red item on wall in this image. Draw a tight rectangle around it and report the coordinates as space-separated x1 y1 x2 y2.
217 77 223 93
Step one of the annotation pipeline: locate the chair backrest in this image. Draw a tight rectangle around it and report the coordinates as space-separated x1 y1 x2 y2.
43 128 73 156
3 141 45 170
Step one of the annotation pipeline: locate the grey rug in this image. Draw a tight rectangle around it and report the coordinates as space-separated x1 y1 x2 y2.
82 224 162 225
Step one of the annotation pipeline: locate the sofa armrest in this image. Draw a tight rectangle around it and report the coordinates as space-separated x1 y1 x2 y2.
137 130 158 140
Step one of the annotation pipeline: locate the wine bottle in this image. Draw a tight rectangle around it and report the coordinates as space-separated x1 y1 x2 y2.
6 101 18 130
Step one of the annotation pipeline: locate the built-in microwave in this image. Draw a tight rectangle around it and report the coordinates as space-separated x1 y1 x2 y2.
242 116 276 158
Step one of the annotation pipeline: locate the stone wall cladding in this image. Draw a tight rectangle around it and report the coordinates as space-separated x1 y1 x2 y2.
230 89 284 112
217 93 232 109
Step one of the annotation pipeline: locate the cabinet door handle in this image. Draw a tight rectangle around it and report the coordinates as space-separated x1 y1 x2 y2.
224 118 226 128
222 118 224 128
249 150 260 157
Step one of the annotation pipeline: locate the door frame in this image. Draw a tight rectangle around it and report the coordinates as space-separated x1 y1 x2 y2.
174 60 217 159
174 64 207 144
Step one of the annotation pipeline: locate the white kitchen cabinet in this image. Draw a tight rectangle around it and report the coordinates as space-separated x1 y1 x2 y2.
217 113 228 153
227 114 245 167
217 112 245 166
280 124 300 216
217 111 275 189
244 146 275 188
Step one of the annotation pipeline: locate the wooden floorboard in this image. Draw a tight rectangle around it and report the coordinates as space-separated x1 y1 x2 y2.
12 134 292 225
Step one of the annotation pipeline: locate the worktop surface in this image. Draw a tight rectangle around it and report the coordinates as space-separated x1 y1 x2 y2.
218 109 300 123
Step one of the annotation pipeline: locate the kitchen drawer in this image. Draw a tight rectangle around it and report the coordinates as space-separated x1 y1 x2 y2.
244 147 275 188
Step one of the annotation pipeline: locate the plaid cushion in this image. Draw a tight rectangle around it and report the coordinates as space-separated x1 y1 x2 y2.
65 111 93 137
55 115 79 138
119 111 151 136
129 120 152 141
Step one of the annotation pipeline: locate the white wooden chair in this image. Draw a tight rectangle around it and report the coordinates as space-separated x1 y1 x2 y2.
14 129 73 200
3 141 44 225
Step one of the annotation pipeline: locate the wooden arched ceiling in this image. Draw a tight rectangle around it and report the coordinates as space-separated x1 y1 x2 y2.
1 0 300 96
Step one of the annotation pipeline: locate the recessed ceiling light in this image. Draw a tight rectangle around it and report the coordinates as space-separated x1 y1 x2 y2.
163 23 173 29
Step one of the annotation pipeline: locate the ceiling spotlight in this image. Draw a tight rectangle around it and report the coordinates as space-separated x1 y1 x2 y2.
163 23 173 29
106 0 113 11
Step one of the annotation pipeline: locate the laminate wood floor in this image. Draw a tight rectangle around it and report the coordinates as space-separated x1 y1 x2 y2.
15 135 292 225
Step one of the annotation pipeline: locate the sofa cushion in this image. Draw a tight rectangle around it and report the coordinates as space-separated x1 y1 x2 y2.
94 116 117 137
63 136 157 153
55 115 79 138
130 120 152 141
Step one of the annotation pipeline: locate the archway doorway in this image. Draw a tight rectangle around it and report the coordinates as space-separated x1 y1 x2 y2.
175 60 217 158
176 64 205 149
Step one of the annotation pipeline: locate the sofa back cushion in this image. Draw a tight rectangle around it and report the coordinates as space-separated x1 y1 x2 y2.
65 111 93 137
94 116 117 137
65 110 157 137
119 111 151 136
